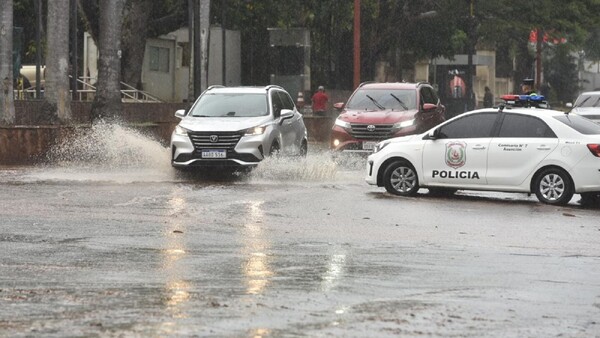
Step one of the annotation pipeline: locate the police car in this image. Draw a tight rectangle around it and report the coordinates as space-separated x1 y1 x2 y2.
366 107 600 205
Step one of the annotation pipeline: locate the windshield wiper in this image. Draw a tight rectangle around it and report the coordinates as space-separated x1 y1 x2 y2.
574 96 590 108
366 95 386 110
390 93 408 110
193 114 211 117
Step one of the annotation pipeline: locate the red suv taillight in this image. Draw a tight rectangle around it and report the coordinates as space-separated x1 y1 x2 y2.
587 144 600 157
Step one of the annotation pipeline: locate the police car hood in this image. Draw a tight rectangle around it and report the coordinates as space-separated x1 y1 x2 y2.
338 109 417 124
179 116 272 132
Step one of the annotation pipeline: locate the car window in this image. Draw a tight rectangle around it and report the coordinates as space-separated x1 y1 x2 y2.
420 87 437 105
574 94 600 108
554 114 600 135
346 88 417 111
277 91 295 110
271 91 284 116
437 112 498 139
498 114 557 138
191 93 268 117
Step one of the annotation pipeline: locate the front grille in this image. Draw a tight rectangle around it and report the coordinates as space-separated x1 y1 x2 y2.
188 131 243 151
349 123 394 140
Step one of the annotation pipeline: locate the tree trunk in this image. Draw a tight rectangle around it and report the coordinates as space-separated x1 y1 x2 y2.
0 0 15 125
121 0 152 88
45 0 71 123
92 0 125 121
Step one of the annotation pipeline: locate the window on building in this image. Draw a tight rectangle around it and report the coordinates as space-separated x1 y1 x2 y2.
149 46 170 72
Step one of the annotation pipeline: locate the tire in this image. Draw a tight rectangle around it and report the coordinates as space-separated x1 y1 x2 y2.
268 142 280 156
383 160 419 196
299 140 308 157
428 188 457 196
533 168 574 205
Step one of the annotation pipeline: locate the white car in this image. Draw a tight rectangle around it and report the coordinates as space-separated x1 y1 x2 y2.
567 91 600 124
171 85 308 169
366 107 600 205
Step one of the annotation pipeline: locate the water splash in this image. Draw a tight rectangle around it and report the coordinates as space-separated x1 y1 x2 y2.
47 120 170 170
250 151 339 181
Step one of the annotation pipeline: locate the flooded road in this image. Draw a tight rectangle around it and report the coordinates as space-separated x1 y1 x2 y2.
1 124 599 337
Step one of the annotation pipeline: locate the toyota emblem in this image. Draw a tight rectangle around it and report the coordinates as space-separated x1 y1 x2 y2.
367 125 376 132
210 135 219 142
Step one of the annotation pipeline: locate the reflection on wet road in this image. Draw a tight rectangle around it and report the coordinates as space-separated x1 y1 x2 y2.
1 124 599 336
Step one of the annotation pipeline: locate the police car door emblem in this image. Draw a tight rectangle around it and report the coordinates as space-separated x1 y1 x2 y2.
367 125 376 132
446 141 467 168
210 135 219 143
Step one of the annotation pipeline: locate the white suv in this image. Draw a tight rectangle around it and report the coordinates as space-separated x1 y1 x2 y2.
567 91 600 124
170 85 308 169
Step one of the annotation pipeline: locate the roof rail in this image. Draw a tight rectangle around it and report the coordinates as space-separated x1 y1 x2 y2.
358 81 375 87
206 85 226 91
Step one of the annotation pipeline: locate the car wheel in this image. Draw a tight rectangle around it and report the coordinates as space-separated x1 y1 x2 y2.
533 168 573 205
268 142 280 156
383 160 419 196
428 188 457 196
299 140 308 157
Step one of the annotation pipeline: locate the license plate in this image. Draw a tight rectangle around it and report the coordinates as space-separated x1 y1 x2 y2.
362 141 377 150
201 149 226 159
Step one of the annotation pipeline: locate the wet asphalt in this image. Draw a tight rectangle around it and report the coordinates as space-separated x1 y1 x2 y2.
1 149 600 337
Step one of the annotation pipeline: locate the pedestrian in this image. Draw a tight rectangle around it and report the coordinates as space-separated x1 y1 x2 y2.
521 78 536 95
311 85 329 116
483 86 493 108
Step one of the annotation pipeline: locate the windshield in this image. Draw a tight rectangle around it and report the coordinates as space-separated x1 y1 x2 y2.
346 89 416 111
190 93 269 117
554 114 600 135
574 94 600 108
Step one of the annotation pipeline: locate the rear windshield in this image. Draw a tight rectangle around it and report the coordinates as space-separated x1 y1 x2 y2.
554 114 600 135
573 94 600 108
191 93 268 117
346 89 417 111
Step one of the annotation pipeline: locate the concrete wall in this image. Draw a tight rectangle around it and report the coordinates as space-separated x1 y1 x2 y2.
2 102 334 165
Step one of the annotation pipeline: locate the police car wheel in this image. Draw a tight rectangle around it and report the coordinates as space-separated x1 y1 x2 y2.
383 160 419 196
533 168 573 206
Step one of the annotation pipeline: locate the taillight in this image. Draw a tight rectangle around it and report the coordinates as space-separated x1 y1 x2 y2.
587 144 600 157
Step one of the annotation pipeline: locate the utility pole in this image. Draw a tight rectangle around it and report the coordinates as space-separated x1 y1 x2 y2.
465 0 475 111
70 0 78 99
353 0 360 89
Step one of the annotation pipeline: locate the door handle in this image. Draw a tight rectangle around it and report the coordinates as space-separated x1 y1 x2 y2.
472 145 486 150
537 145 551 150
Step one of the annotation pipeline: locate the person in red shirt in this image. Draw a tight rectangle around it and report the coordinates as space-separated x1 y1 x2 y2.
311 85 329 116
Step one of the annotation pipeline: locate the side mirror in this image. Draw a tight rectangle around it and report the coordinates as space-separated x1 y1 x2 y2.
174 109 186 119
566 102 573 108
333 102 345 110
422 103 437 112
279 109 294 124
424 128 439 140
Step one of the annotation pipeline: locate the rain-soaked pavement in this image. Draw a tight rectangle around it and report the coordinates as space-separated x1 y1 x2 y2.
1 123 599 337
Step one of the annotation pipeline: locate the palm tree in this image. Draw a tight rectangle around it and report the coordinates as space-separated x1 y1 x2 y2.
45 0 71 123
0 0 15 125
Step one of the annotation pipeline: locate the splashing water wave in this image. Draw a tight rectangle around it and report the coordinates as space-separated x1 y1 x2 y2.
47 121 171 170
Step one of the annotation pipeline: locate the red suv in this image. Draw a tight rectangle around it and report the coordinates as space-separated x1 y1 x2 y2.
330 82 445 153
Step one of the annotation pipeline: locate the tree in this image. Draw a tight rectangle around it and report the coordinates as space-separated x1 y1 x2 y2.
79 0 187 89
44 0 71 123
0 0 16 125
91 0 125 120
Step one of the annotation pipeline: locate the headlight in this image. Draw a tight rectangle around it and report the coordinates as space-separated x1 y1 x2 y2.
334 118 351 129
245 126 266 136
174 125 189 136
373 140 390 153
393 119 415 129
